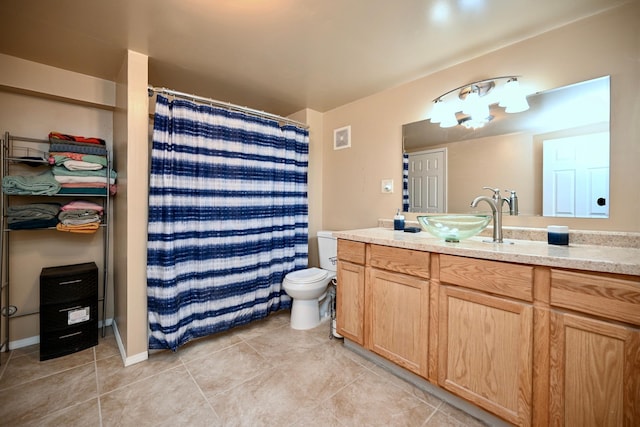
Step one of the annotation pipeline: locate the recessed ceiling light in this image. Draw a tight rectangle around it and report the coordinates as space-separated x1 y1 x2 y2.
431 0 451 23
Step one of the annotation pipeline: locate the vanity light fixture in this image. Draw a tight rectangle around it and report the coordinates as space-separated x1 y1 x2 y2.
430 76 529 129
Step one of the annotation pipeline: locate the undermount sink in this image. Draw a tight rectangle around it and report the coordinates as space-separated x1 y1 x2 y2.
417 214 492 243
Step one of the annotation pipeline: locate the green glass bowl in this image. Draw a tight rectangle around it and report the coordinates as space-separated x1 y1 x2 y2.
417 214 492 242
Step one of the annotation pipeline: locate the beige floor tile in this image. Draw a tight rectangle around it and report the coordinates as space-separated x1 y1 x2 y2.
0 347 94 390
334 345 379 371
276 342 367 403
366 363 444 409
33 398 101 427
177 328 244 363
0 363 97 425
304 319 334 340
320 369 437 426
438 402 489 427
6 343 39 359
230 310 290 340
100 365 219 427
0 311 492 426
95 334 121 361
288 403 344 427
208 365 316 427
96 349 182 394
424 410 466 426
0 352 10 378
244 323 327 360
186 341 273 397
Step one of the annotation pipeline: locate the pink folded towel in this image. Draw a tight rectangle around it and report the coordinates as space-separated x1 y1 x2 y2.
60 200 104 214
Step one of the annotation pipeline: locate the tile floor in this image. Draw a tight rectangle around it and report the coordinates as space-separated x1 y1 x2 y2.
0 311 489 426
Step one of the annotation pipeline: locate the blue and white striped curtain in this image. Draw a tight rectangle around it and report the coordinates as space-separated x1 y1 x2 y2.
147 95 309 351
402 153 409 212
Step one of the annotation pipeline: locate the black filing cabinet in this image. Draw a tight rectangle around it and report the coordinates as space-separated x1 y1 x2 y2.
39 262 98 361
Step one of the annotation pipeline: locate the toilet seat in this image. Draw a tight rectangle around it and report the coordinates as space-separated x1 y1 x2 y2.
285 267 328 283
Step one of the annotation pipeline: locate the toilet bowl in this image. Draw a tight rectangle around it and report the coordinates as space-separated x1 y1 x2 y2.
283 267 335 330
283 231 337 330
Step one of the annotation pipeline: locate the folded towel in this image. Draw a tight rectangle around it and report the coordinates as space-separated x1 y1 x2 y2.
50 142 107 156
7 203 61 229
57 184 117 196
63 160 103 171
2 170 61 195
49 132 105 145
7 203 61 220
53 175 116 185
61 200 104 213
49 153 107 167
56 222 101 234
51 166 117 179
8 217 59 230
58 210 101 225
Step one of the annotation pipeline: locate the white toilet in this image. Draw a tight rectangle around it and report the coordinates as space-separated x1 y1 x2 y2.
283 231 337 330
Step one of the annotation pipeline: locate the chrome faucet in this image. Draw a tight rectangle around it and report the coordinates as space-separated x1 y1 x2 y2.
505 189 519 216
470 187 507 243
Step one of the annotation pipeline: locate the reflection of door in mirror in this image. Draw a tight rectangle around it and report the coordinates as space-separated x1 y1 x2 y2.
407 148 447 213
542 131 609 218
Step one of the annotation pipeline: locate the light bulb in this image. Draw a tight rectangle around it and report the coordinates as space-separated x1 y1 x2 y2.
499 79 529 113
430 99 445 123
439 111 459 128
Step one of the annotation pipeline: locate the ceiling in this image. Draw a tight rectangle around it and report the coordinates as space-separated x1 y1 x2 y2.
0 0 627 116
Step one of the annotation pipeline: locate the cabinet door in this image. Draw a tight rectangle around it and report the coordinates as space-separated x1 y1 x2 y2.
439 286 533 426
549 310 640 426
368 268 429 377
336 260 365 345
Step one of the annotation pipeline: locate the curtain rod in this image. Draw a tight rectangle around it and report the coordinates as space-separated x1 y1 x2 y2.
148 86 309 129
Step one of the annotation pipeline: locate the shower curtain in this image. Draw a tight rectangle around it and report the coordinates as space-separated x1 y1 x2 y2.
402 153 409 212
147 95 309 351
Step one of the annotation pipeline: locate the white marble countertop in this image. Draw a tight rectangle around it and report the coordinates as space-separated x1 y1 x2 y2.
333 227 640 276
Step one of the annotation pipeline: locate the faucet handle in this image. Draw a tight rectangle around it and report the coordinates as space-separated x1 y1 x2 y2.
482 186 501 199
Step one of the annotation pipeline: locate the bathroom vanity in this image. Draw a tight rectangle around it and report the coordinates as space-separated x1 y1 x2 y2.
334 227 640 427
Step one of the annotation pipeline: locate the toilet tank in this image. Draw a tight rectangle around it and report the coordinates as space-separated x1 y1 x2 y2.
317 231 337 272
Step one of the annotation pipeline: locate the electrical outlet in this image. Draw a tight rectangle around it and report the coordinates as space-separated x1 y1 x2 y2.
381 179 394 193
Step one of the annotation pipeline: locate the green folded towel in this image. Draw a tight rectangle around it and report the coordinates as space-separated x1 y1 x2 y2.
2 170 61 195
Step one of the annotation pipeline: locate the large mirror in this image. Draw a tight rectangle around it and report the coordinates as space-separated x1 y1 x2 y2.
402 76 610 218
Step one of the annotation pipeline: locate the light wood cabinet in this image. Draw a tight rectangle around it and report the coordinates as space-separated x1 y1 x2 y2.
549 310 640 426
548 269 640 426
438 285 533 426
366 244 430 376
367 268 429 376
335 239 640 427
336 240 366 344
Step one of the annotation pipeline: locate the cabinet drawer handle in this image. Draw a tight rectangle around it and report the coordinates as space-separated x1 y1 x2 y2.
58 306 83 313
59 331 83 339
58 279 83 285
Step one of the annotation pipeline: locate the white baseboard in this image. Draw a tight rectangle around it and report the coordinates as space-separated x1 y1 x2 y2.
8 335 39 350
8 317 114 350
111 319 148 367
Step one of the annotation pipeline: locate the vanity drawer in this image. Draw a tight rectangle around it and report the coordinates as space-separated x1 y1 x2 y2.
439 255 533 302
550 269 640 326
338 239 366 265
367 244 430 279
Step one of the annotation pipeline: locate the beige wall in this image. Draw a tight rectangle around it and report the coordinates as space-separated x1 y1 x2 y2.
288 108 324 267
0 54 115 345
113 50 149 363
433 132 539 214
321 2 640 233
